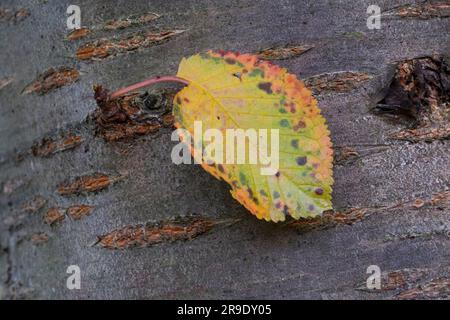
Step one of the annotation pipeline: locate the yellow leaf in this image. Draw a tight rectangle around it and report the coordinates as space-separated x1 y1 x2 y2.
173 51 333 222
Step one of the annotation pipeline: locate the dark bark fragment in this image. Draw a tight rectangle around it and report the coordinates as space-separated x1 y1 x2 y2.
385 1 450 19
374 55 450 142
66 27 91 41
66 12 160 41
93 85 176 141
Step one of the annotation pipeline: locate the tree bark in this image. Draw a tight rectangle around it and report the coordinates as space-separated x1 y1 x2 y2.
0 0 449 299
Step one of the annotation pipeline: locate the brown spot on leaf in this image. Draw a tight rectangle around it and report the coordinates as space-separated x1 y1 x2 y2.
44 208 65 225
296 156 307 166
383 269 428 291
315 188 323 196
22 67 80 95
67 205 94 220
76 30 184 61
66 13 160 41
293 120 306 131
305 71 372 93
225 58 236 64
96 216 237 249
58 173 121 196
258 82 273 94
391 127 450 141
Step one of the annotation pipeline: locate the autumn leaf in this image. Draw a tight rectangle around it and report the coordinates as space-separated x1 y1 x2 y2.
109 51 333 222
173 51 333 222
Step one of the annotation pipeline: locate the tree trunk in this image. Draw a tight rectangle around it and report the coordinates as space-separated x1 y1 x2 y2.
1 0 449 299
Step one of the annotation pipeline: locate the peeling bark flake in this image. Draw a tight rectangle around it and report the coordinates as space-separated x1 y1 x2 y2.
385 2 450 19
395 277 450 300
76 30 185 61
96 216 237 249
304 71 372 93
257 45 314 60
334 147 360 164
103 12 160 30
383 269 428 291
43 208 65 225
58 173 120 196
66 13 161 41
31 134 83 157
66 205 94 220
22 67 80 95
288 208 367 231
66 27 91 41
30 233 49 245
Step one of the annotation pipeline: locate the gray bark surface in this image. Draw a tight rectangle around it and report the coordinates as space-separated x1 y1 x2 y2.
0 0 449 299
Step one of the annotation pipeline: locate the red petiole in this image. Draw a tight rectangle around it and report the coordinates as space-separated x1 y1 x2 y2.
109 76 189 100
